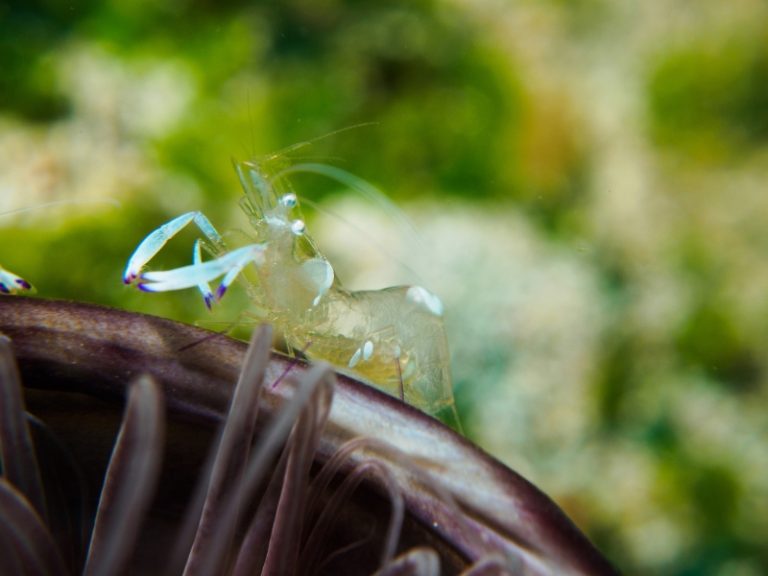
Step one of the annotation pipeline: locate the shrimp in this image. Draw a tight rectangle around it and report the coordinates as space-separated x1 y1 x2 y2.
123 157 461 430
0 265 34 295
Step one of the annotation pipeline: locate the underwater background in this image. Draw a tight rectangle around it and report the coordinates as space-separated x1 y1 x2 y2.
2 1 767 573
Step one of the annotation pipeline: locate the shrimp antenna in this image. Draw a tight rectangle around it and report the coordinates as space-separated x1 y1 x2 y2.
256 123 380 166
281 122 380 154
1 198 122 219
274 162 423 249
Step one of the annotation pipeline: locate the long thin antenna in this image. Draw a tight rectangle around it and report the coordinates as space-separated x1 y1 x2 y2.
280 163 422 242
256 123 379 165
1 198 122 219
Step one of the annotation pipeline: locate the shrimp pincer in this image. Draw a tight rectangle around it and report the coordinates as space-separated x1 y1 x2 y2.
124 158 461 430
0 265 34 295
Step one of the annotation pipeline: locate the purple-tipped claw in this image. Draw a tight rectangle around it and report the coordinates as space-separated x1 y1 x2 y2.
204 293 214 310
0 283 8 294
216 285 228 300
15 279 32 290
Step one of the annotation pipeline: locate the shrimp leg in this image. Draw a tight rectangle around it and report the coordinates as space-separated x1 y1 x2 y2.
0 266 34 295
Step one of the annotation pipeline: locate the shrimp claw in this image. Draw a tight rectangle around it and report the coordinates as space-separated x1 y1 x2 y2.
123 211 223 285
136 244 265 302
124 210 265 308
0 266 34 295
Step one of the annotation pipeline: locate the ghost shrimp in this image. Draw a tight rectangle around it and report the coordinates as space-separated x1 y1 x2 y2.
123 159 460 430
0 265 34 295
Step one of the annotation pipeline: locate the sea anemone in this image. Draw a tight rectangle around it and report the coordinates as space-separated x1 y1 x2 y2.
0 297 618 575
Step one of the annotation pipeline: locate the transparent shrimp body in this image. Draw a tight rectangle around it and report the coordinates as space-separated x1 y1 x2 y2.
124 159 460 429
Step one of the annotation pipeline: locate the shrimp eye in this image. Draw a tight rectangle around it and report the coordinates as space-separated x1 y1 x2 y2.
291 219 306 235
280 193 298 208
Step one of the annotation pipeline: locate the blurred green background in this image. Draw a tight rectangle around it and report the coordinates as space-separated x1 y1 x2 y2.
2 1 767 573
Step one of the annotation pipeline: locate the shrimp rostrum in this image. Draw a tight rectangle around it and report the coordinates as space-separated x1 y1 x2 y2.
124 159 460 430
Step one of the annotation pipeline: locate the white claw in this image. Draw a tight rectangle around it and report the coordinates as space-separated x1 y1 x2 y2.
124 211 223 285
138 244 265 300
0 266 34 295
